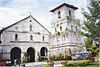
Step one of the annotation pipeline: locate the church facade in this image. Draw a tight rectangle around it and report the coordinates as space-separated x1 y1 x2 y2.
0 3 86 63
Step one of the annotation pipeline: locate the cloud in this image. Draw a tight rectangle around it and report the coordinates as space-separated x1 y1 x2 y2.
0 0 87 31
0 0 52 31
0 7 25 29
0 0 38 29
8 0 39 8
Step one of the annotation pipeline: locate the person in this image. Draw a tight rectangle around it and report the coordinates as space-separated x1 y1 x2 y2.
14 59 17 66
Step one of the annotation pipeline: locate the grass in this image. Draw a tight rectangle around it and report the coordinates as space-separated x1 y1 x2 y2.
43 64 99 67
43 64 48 67
43 60 100 67
85 64 99 67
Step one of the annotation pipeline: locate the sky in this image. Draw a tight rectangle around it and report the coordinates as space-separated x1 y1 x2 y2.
0 0 88 31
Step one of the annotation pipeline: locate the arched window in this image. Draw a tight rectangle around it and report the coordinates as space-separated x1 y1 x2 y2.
58 11 61 18
69 10 71 16
71 25 73 31
60 26 62 31
30 35 33 40
30 25 32 31
15 34 18 40
30 20 32 22
42 35 44 41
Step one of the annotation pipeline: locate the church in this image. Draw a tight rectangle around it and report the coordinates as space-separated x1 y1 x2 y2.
0 3 86 64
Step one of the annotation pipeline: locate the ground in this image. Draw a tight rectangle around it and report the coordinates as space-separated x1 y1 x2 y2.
17 59 100 67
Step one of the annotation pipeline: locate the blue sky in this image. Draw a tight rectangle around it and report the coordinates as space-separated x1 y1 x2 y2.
0 0 12 5
0 0 88 31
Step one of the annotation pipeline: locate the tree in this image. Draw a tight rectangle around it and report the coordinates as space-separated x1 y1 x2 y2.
87 44 99 57
85 38 93 48
82 0 100 46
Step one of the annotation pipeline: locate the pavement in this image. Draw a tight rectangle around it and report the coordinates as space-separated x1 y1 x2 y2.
54 62 63 67
14 58 100 67
22 62 47 67
19 60 77 67
20 61 63 67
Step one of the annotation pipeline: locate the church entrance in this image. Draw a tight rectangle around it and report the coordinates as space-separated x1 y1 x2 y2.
40 47 48 56
27 47 35 62
40 47 48 61
10 47 21 65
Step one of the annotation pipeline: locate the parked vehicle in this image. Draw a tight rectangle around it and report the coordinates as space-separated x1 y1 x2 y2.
71 51 93 60
79 51 90 60
71 54 80 60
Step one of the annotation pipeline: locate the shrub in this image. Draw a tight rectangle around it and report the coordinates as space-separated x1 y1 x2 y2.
58 54 64 60
87 48 93 51
64 54 72 60
22 53 28 63
49 54 58 61
64 60 90 66
49 54 72 61
87 44 99 57
38 56 47 61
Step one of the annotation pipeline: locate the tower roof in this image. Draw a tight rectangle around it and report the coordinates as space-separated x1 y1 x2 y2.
50 3 78 12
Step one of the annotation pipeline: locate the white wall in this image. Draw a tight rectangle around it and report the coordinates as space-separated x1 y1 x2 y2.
0 16 51 60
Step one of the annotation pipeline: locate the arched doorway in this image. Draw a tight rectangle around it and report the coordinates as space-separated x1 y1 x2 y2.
10 47 21 64
27 47 35 62
40 47 48 56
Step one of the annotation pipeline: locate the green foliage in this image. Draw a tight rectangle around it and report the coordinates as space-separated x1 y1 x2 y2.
95 48 99 53
87 44 99 57
85 64 99 67
22 53 28 63
49 54 58 61
38 55 48 61
65 60 90 66
92 44 97 50
73 18 84 36
74 19 81 27
49 54 71 61
85 38 93 48
87 47 92 51
59 54 64 60
64 54 72 60
43 64 48 67
82 0 100 46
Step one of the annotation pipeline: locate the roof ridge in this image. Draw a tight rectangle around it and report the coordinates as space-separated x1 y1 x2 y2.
0 15 30 33
50 2 78 12
30 15 51 34
0 15 51 34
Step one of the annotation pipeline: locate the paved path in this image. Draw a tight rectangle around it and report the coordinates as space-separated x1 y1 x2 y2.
19 60 83 67
54 62 63 67
14 58 100 67
25 62 47 67
20 61 63 67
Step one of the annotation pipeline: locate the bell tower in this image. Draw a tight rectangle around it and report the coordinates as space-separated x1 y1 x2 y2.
50 3 78 34
50 3 86 55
